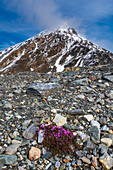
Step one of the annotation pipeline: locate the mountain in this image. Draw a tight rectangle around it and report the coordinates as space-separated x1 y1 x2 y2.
0 26 113 74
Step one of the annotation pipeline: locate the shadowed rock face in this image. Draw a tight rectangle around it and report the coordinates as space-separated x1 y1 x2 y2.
0 26 113 74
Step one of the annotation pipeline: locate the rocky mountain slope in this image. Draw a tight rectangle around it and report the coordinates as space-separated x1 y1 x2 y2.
0 26 113 74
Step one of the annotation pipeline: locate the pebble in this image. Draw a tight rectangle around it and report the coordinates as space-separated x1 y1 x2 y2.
53 114 67 126
101 138 112 147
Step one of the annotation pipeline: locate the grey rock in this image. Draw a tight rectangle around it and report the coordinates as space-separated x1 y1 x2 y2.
13 89 21 94
22 120 31 128
87 126 100 143
80 86 95 93
76 94 85 99
0 155 17 165
81 156 91 164
77 160 82 166
66 166 73 170
42 152 52 159
99 146 107 155
55 161 60 168
107 90 113 99
102 75 113 82
5 143 20 155
23 124 38 139
73 78 88 85
45 163 52 170
38 130 44 143
90 120 100 129
76 151 84 157
4 103 12 109
83 140 94 150
101 125 109 131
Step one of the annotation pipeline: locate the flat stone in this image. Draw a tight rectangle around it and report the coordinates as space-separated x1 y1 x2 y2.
80 86 95 93
73 78 88 85
4 103 12 109
99 153 113 169
23 124 38 139
5 143 20 155
42 152 52 159
76 94 85 99
53 114 67 126
87 126 100 143
101 138 112 147
102 75 113 82
0 155 17 165
26 83 61 96
81 156 91 164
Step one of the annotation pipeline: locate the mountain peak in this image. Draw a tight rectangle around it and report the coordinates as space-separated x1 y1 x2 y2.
0 26 113 74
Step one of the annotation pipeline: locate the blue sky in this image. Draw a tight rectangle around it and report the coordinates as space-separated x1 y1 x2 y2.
0 0 113 52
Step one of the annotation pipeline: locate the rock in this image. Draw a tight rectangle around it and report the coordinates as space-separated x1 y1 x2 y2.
76 94 85 99
67 109 84 115
80 86 95 93
102 75 113 82
53 114 67 126
101 125 109 131
81 156 91 164
73 78 88 85
23 124 38 139
4 103 12 109
91 156 97 167
84 115 94 121
76 131 89 141
5 143 20 155
90 120 100 129
77 160 82 166
76 151 84 157
63 159 70 163
87 126 100 143
26 83 61 96
0 155 17 165
38 130 44 143
55 161 60 168
83 140 94 150
13 89 21 94
89 76 96 81
99 153 113 169
42 152 52 159
29 147 41 160
101 138 112 147
107 90 113 99
99 145 108 154
22 120 31 128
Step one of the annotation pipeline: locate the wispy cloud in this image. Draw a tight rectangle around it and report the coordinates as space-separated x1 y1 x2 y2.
4 0 70 30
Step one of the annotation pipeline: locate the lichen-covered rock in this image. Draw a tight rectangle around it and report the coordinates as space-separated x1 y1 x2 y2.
99 153 113 170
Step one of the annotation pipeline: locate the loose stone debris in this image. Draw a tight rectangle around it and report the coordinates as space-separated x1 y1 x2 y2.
0 66 113 169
